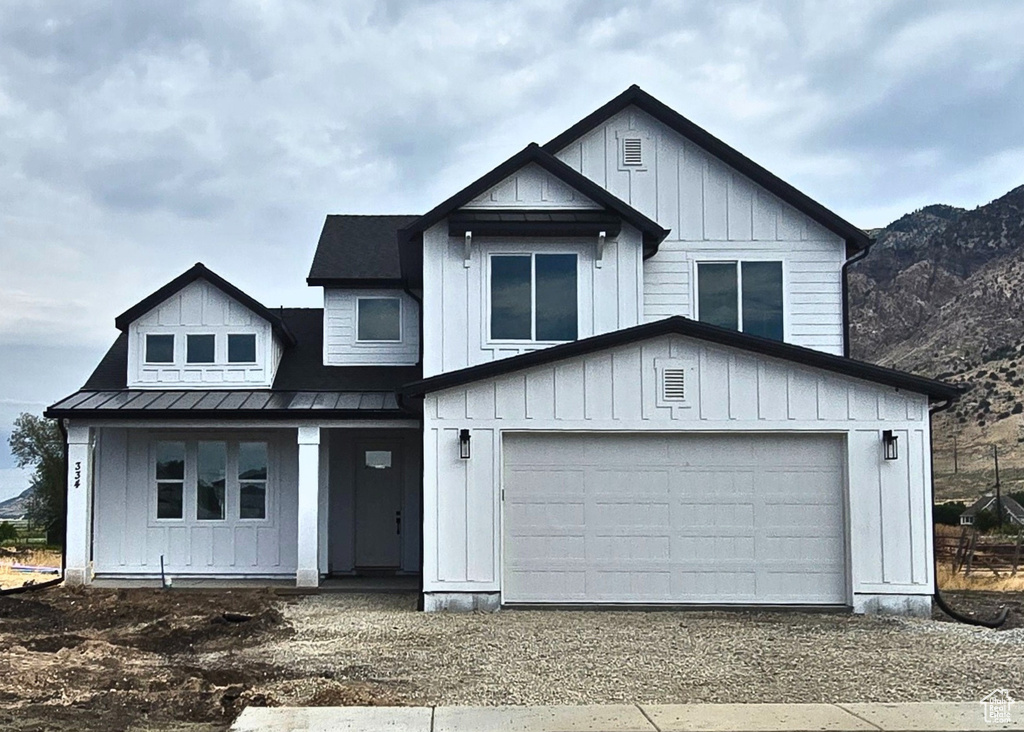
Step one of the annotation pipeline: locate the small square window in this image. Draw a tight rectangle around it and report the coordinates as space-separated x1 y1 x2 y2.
187 334 216 363
228 334 257 363
145 334 174 364
357 299 401 342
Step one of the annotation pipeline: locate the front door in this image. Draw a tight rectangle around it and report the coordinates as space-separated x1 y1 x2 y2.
354 440 403 570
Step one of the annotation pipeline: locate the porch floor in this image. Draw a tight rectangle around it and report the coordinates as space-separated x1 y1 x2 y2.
319 575 420 593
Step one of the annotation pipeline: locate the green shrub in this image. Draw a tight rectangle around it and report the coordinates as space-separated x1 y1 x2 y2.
0 522 17 545
934 502 967 526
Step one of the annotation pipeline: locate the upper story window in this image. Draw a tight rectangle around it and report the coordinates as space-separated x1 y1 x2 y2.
228 334 257 363
145 334 175 364
697 261 784 341
357 298 402 342
187 334 215 363
490 253 578 342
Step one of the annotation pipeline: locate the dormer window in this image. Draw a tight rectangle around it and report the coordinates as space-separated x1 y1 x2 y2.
187 334 216 364
228 334 257 363
490 253 578 342
145 334 174 364
357 298 402 342
696 260 784 341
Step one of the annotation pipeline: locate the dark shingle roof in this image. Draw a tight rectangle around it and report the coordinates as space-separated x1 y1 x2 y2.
962 495 1024 521
46 309 420 419
306 215 419 286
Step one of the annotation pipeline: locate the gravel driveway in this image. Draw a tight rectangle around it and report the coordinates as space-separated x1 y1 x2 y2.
237 593 1023 706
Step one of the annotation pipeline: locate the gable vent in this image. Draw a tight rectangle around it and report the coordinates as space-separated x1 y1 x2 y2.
662 368 686 401
622 137 643 166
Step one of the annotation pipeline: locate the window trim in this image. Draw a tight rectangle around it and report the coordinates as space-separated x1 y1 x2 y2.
186 333 217 364
486 251 580 345
355 296 403 344
692 257 787 341
150 435 275 527
144 334 176 365
227 333 259 364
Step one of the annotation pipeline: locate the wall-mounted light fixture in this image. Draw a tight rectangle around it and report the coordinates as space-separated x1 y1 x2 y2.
459 428 471 460
882 430 898 461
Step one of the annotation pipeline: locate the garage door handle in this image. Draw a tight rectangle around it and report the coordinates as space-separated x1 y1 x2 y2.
395 510 402 535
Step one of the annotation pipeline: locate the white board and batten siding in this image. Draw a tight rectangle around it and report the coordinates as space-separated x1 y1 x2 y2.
323 288 419 366
91 427 299 576
127 280 284 388
462 162 602 210
421 333 933 606
554 107 847 356
421 220 644 378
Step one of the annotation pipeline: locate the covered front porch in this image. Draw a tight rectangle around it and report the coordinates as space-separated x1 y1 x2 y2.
61 418 422 588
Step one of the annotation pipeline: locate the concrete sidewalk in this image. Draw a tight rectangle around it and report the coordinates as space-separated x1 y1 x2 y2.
232 702 1023 731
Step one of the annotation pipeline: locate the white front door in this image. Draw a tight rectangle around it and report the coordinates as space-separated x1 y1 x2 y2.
355 440 403 569
502 432 847 605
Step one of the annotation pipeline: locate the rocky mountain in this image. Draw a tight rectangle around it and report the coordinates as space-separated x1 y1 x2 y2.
0 488 30 520
848 184 1024 493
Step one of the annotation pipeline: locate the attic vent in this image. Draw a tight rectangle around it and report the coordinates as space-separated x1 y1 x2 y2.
662 368 686 401
622 137 643 166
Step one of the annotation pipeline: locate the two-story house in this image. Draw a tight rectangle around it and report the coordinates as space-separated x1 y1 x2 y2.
46 86 959 616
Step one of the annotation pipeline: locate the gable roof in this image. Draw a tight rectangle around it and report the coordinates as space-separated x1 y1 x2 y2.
543 85 873 256
962 495 1024 521
398 143 670 287
114 263 296 346
401 315 961 402
45 308 420 420
307 214 419 287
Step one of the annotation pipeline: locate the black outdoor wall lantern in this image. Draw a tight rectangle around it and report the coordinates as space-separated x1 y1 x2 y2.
459 428 471 460
882 430 898 461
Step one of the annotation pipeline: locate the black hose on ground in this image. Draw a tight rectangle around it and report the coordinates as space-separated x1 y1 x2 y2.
929 398 1008 628
0 576 63 596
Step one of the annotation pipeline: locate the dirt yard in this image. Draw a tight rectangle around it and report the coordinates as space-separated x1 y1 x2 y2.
1 586 1022 731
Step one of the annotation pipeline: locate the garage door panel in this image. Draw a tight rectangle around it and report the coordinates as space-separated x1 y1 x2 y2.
503 433 847 605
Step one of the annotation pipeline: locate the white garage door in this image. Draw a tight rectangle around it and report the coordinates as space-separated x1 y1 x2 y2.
502 433 847 605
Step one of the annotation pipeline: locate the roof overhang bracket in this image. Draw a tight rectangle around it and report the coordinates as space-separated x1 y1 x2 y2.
464 231 472 268
596 230 606 268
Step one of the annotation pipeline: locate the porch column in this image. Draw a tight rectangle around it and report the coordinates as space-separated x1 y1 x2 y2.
64 423 93 586
296 426 321 587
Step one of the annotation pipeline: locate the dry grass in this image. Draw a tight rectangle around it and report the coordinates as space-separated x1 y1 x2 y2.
936 563 1024 592
0 548 60 590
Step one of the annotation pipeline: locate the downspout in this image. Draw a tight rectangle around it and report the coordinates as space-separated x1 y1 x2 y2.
928 397 1008 628
402 269 426 611
841 239 874 359
57 418 68 582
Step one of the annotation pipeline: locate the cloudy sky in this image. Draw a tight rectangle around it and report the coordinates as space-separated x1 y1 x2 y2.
2 1 1023 499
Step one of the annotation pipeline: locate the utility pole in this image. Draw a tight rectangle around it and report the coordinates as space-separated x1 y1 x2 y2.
994 444 1003 528
953 435 958 474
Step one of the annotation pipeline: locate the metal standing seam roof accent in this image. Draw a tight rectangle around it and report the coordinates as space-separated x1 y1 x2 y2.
45 389 406 418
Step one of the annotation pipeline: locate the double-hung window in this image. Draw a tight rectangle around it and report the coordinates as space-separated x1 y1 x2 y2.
490 253 578 342
153 439 269 523
696 261 784 341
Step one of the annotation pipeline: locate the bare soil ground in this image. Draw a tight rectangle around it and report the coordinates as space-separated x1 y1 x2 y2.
1 586 1022 730
0 588 389 732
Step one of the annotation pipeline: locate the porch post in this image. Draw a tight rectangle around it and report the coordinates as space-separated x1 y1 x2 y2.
64 423 93 586
296 426 321 587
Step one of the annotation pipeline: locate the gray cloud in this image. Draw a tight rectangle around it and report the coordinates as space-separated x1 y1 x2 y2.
1 0 1022 465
